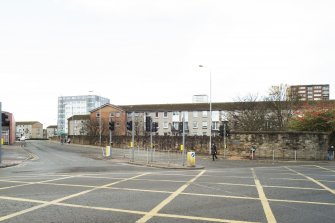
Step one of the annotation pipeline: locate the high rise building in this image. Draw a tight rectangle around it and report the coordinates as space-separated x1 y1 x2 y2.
192 95 208 103
287 84 330 101
57 95 110 134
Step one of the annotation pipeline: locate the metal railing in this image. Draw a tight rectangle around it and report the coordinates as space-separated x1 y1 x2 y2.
103 146 185 166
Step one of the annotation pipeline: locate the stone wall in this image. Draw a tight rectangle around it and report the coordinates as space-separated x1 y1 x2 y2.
226 131 331 159
66 131 333 160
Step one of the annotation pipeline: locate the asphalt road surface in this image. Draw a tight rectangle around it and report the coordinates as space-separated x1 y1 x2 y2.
1 141 335 223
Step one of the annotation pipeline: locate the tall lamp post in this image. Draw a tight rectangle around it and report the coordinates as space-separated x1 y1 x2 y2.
199 65 212 155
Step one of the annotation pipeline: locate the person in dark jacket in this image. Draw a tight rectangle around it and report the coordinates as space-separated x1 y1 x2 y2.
328 145 334 160
211 143 218 161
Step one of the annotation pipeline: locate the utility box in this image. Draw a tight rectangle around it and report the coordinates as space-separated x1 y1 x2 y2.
187 151 196 167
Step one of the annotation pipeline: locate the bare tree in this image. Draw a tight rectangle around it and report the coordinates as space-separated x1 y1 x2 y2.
84 119 106 145
265 84 299 130
227 94 270 131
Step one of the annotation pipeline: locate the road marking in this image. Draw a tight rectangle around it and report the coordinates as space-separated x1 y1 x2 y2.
0 195 259 223
136 170 206 223
202 175 254 179
285 167 335 195
181 192 259 200
251 168 277 223
268 177 308 181
263 185 326 191
268 198 335 206
314 165 335 173
216 182 256 187
0 196 45 204
155 212 259 223
0 172 149 222
0 175 75 190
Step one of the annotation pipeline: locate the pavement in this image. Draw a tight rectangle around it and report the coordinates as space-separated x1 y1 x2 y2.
0 142 204 169
0 143 32 168
2 142 331 169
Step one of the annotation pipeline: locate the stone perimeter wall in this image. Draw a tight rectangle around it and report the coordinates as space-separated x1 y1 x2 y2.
65 131 333 160
226 131 330 160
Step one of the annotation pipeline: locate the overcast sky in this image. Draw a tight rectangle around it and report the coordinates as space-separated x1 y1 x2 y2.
1 0 334 127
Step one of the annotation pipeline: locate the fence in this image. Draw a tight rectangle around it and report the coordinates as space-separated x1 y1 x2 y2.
103 146 186 166
219 147 332 161
102 146 334 165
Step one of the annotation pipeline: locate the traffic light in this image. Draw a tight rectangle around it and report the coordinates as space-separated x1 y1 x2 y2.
219 124 230 137
126 121 132 131
178 122 183 133
226 129 230 137
145 116 152 132
152 122 158 132
109 121 115 131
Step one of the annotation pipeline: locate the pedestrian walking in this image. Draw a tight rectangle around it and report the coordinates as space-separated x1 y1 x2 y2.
250 145 257 160
211 143 218 161
327 145 334 160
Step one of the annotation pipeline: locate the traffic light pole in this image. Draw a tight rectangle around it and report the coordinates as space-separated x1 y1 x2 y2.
150 118 153 162
110 127 112 147
131 112 135 162
223 122 226 158
182 111 185 166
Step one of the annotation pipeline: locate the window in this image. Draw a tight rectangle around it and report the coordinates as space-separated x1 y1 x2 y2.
173 122 179 130
116 122 120 127
155 112 159 118
184 122 189 130
110 112 115 117
115 112 120 117
193 111 198 118
163 122 168 129
163 112 168 118
193 122 198 129
96 113 100 118
202 111 207 117
212 121 219 130
172 111 179 116
202 121 208 129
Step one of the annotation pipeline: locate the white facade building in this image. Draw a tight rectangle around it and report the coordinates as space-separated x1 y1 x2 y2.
57 95 110 134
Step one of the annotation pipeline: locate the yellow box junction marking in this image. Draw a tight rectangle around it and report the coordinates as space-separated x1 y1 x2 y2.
0 172 149 222
136 170 206 223
285 167 335 195
251 168 277 223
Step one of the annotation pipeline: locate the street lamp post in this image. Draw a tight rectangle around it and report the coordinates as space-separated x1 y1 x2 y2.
199 65 212 155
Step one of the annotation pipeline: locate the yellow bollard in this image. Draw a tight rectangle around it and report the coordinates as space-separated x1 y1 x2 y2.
187 152 196 167
105 146 111 157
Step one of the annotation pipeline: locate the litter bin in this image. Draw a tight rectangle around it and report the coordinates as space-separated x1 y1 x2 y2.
187 151 196 167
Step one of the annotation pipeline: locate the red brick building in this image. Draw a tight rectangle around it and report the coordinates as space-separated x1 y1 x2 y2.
1 111 16 145
90 104 127 137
